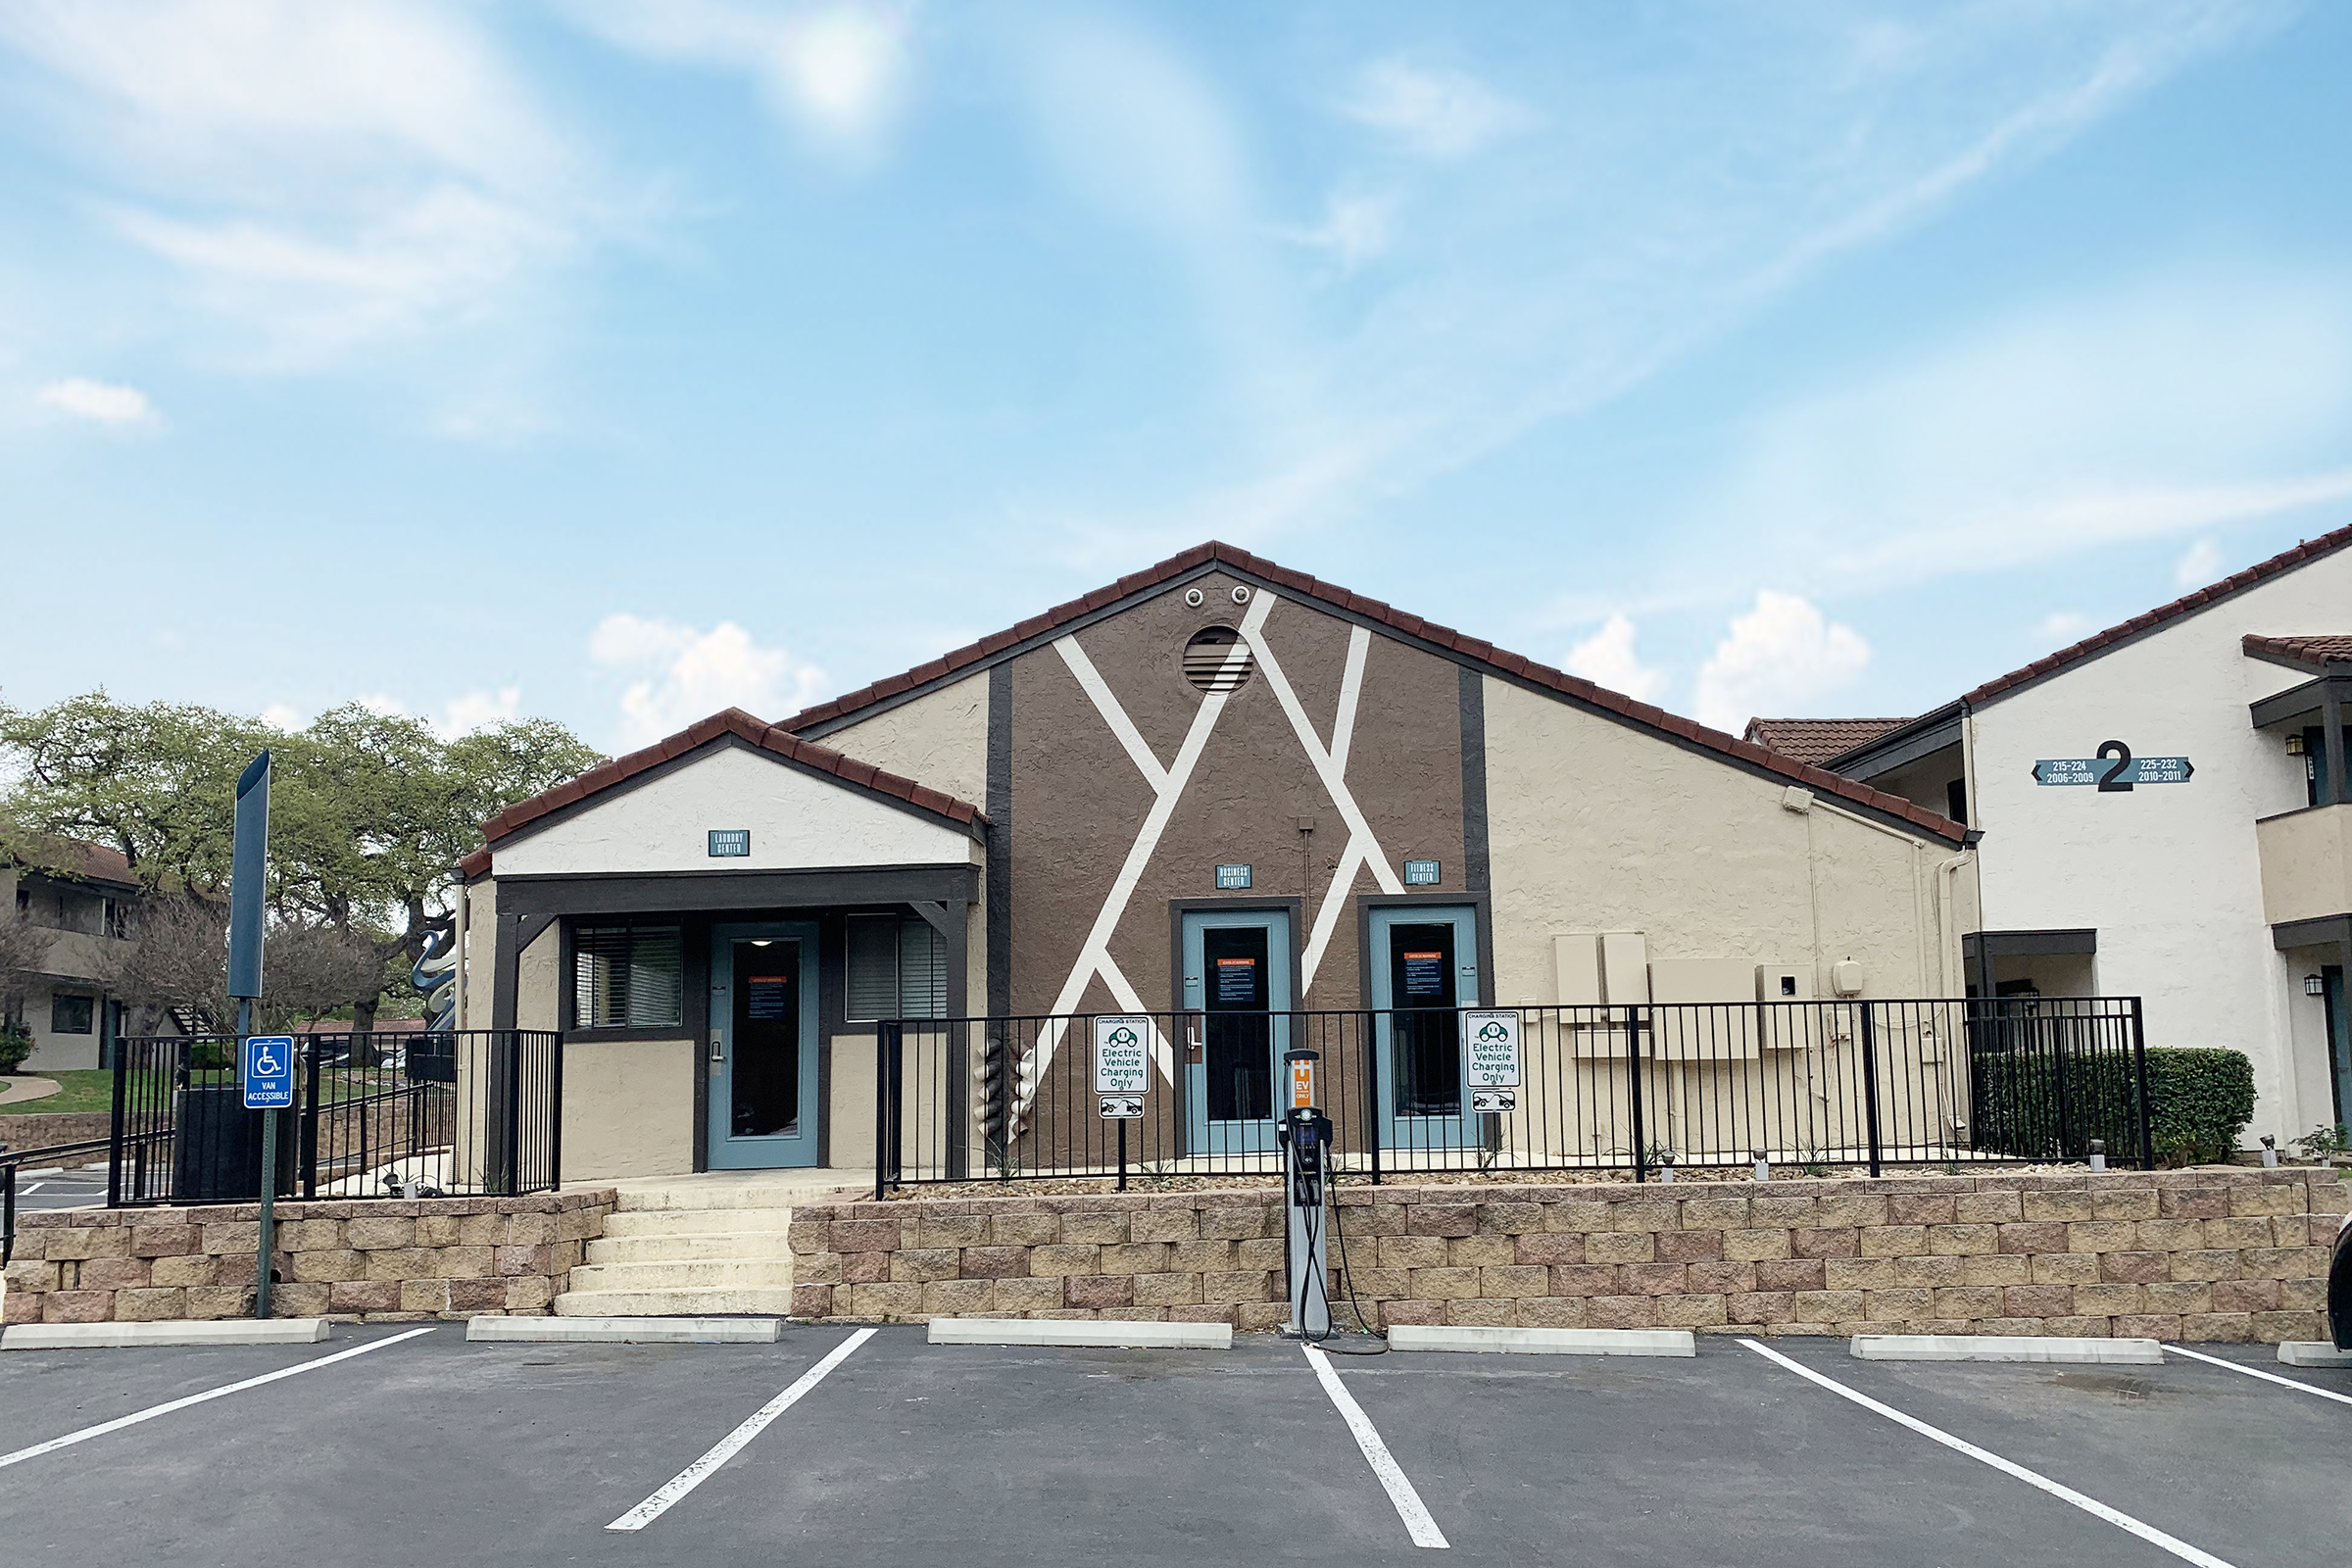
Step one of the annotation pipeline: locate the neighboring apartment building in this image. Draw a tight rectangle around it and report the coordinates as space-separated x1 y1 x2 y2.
1754 520 2352 1149
459 541 1974 1181
2 841 143 1071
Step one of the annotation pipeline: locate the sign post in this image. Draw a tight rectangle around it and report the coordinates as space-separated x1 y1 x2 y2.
227 752 276 1318
1093 1016 1151 1190
1464 1008 1523 1114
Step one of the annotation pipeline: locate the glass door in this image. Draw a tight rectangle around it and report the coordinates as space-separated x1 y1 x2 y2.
1370 906 1480 1153
709 921 821 1169
1180 908 1293 1155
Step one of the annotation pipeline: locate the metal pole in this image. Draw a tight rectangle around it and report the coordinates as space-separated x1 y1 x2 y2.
1628 1005 1649 1182
300 1039 320 1200
1117 1116 1128 1192
549 1032 564 1193
1858 1003 1885 1178
247 999 277 1320
106 1036 128 1209
503 1028 523 1197
1361 1010 1381 1186
873 1025 889 1202
2131 997 2154 1170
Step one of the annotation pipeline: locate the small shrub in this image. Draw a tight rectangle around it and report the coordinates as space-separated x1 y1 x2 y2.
2294 1123 2350 1161
2145 1049 2256 1167
0 1021 31 1074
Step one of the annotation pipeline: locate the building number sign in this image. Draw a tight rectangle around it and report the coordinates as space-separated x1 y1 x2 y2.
2033 741 2191 792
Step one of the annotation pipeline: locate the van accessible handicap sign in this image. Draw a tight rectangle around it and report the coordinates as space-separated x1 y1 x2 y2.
241 1035 296 1110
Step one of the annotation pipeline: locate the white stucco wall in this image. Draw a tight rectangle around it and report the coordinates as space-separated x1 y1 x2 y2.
1481 675 1966 1006
818 675 990 808
1967 545 2352 1141
492 742 979 878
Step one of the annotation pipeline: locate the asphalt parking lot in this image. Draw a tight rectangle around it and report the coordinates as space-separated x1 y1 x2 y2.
6 1165 110 1211
0 1324 2345 1567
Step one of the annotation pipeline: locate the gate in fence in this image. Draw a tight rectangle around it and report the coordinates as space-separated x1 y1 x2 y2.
106 1031 564 1206
873 997 2149 1191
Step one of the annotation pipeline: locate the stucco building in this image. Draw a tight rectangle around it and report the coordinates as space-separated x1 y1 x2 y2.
3 841 143 1072
1773 521 2352 1150
460 542 1973 1181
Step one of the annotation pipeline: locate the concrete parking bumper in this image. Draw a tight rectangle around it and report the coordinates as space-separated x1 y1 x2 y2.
1850 1335 2163 1364
1386 1325 1695 1356
1 1320 332 1350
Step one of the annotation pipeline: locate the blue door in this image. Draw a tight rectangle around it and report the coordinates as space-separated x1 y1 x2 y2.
1370 906 1480 1154
2328 966 2349 1133
1180 908 1293 1155
709 922 821 1169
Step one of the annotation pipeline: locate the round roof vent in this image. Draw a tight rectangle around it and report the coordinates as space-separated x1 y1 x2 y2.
1182 625 1254 694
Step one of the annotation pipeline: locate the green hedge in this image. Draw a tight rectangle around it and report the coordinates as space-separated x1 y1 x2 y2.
2145 1048 2255 1167
1969 1045 2255 1166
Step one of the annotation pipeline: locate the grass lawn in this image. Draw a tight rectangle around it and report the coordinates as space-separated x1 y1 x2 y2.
3 1068 119 1115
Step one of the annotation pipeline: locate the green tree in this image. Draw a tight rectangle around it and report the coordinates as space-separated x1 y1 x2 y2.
0 691 603 1028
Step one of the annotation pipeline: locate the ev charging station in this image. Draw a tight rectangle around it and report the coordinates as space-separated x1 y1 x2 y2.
1278 1048 1333 1339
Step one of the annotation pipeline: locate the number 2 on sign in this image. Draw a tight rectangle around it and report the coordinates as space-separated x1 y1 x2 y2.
2095 739 2132 792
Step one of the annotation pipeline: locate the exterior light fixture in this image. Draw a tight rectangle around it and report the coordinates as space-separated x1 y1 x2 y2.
1750 1149 1770 1182
2261 1134 2279 1168
751 939 773 947
2307 973 2328 996
2087 1138 2106 1173
2286 732 2308 756
1655 1151 1677 1185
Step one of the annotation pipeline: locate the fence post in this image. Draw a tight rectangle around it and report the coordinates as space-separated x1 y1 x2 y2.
874 1024 891 1201
1361 1010 1382 1186
106 1039 129 1208
2130 997 2154 1170
300 1039 320 1200
1857 1004 1885 1178
1627 1005 1648 1182
503 1029 523 1198
549 1032 564 1193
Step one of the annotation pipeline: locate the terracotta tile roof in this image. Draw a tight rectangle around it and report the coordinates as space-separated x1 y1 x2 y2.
470 708 987 871
2242 633 2352 672
1959 519 2352 707
1742 717 1913 768
9 837 138 889
780 541 1968 845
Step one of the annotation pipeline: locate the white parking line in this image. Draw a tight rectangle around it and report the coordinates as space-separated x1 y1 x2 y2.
0 1326 436 1471
1300 1345 1448 1550
2165 1345 2352 1406
1740 1339 2235 1568
606 1327 877 1533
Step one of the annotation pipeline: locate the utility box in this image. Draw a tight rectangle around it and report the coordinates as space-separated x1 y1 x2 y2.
1552 935 1603 1007
1757 964 1814 1002
1831 958 1867 997
1598 932 1649 1005
1648 957 1761 1060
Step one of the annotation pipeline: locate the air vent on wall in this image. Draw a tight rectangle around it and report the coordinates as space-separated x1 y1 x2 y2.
1182 625 1255 693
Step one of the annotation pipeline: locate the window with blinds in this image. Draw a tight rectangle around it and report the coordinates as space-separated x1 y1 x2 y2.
847 913 949 1022
573 926 685 1029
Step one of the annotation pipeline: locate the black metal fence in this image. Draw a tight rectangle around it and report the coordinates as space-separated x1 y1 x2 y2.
107 1032 564 1206
874 997 2148 1190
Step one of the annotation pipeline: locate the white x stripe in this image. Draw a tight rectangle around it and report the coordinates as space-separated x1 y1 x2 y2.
1025 590 1402 1106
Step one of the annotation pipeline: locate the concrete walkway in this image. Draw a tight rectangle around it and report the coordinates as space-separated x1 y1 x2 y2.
602 1168 876 1204
0 1075 61 1107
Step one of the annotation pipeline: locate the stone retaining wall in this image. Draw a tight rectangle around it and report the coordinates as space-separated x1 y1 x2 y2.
790 1168 2348 1342
0 1110 112 1159
2 1190 616 1324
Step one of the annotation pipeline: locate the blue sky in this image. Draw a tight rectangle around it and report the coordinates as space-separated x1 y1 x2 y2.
4 1 2349 752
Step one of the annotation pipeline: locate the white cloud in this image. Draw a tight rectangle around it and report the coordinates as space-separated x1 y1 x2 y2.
2035 611 2093 645
2174 537 2224 587
1340 59 1534 159
1693 591 1871 733
259 702 301 732
0 0 594 361
1283 190 1396 273
441 686 520 737
1564 613 1665 703
590 612 830 747
35 376 156 425
1702 270 2352 595
563 1 911 156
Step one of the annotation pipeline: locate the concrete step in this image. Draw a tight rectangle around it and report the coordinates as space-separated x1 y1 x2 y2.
554 1286 800 1317
601 1207 799 1239
614 1186 832 1212
585 1232 795 1265
567 1258 796 1293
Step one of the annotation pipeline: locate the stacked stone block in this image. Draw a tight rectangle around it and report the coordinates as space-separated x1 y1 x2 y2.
2 1190 615 1324
789 1168 2346 1343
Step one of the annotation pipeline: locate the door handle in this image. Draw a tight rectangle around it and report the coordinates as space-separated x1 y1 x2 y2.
709 1031 724 1063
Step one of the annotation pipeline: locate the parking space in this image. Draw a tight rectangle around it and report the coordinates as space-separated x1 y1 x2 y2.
7 1166 108 1211
0 1324 2341 1566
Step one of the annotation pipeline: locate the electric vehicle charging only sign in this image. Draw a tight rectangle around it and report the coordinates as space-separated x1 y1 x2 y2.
1093 1015 1152 1095
1463 1010 1522 1088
